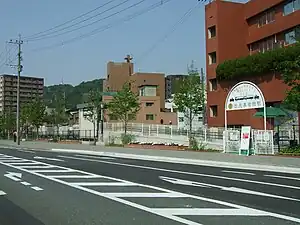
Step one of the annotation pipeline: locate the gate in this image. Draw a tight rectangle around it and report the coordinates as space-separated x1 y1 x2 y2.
252 129 274 155
223 130 240 154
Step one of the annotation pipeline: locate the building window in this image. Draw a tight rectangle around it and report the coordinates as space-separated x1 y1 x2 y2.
284 27 300 45
283 0 300 16
178 117 184 122
251 35 278 53
208 26 216 39
208 52 217 65
198 116 203 121
209 105 218 117
209 79 217 91
145 102 154 107
258 10 275 27
146 114 154 120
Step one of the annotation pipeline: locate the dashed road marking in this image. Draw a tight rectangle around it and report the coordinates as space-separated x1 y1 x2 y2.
21 181 31 186
31 186 43 191
265 174 300 181
222 170 255 176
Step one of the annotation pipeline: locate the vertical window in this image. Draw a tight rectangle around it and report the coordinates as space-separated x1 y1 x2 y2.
208 26 216 39
210 105 218 117
209 79 217 91
285 30 296 45
208 52 217 65
146 114 154 120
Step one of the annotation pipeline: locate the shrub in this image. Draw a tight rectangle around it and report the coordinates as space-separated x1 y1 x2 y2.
121 134 135 145
216 42 300 80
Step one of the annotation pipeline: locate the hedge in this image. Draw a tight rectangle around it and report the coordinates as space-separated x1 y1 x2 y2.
216 42 300 80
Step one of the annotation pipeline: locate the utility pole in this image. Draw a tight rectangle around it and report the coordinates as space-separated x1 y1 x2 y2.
8 35 23 145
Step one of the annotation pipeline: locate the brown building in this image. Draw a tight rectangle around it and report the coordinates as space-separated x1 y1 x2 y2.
205 0 300 129
0 74 44 112
103 56 177 125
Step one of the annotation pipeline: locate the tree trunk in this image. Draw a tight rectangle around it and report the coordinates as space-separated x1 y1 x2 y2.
124 120 127 135
36 126 39 140
189 110 193 147
96 111 100 141
93 122 97 145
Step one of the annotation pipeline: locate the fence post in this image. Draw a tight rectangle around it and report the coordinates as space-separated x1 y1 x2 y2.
148 125 151 136
170 125 173 138
204 128 207 142
156 124 159 136
141 123 144 136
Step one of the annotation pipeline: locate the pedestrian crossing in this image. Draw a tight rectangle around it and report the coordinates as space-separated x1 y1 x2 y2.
0 153 299 225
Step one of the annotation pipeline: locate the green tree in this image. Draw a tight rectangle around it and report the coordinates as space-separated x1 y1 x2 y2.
107 83 140 135
0 109 15 138
84 89 103 145
30 97 46 137
49 92 68 137
282 39 300 112
174 66 205 147
20 103 32 138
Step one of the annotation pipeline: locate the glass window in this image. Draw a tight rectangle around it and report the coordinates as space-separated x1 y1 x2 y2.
178 117 184 122
295 0 300 10
146 114 154 120
285 30 296 44
284 0 294 15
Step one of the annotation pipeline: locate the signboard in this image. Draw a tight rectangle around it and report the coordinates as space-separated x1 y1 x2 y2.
224 81 267 131
225 82 265 111
240 126 251 151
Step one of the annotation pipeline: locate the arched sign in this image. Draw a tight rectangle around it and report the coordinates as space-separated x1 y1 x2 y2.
225 81 266 130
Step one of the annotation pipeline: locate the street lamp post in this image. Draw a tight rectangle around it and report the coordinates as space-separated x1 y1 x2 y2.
100 103 104 142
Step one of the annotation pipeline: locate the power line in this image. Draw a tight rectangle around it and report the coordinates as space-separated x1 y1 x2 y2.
23 0 119 40
30 0 172 52
135 1 200 65
26 0 134 42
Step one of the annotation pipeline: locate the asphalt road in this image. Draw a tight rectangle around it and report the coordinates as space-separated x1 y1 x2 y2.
0 147 300 225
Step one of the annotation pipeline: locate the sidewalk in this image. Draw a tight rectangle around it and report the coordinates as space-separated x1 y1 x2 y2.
1 140 300 173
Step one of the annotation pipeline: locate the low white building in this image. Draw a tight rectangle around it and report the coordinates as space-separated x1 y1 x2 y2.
165 97 204 131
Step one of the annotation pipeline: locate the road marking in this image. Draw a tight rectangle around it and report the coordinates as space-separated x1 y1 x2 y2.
18 149 35 154
159 176 300 202
29 169 74 173
21 181 31 186
153 208 267 216
222 170 255 175
19 165 56 169
31 186 43 191
265 174 300 181
60 155 300 190
70 182 135 186
0 159 28 163
34 156 64 162
4 172 22 181
76 154 115 160
1 153 300 224
0 190 6 196
49 175 101 178
9 162 43 165
105 192 186 198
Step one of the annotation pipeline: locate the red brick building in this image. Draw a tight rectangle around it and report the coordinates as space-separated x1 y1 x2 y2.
205 0 300 129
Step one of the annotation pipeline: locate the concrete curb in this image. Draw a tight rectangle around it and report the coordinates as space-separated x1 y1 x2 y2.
51 148 300 174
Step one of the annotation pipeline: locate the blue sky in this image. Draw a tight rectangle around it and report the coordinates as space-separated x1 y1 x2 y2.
0 0 248 86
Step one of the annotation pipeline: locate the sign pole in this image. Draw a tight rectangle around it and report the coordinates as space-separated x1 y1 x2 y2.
263 104 267 131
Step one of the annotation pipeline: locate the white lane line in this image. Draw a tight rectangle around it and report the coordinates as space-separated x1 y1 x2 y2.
19 165 56 169
0 159 28 163
70 182 136 186
265 174 300 181
34 156 64 162
29 169 74 173
18 149 35 154
21 181 31 186
60 155 300 190
31 186 43 191
105 192 186 198
0 190 6 196
9 162 44 165
76 154 115 160
153 208 267 216
222 170 255 176
49 175 101 178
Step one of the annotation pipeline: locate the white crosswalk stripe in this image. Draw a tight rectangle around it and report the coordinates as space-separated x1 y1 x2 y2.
0 153 300 225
